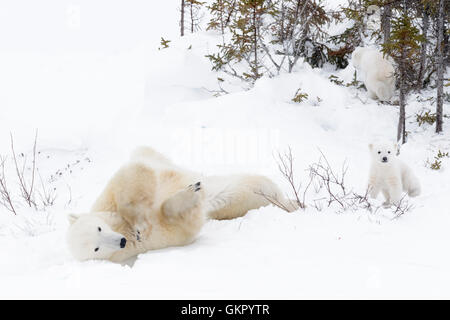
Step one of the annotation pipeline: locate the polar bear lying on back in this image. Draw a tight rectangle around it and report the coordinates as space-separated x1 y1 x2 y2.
67 147 296 262
352 47 395 102
368 142 421 206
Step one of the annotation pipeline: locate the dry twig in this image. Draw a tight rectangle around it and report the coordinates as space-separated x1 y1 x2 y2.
0 156 17 215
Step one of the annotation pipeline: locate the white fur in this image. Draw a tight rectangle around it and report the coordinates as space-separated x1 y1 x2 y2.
368 142 421 206
67 213 127 261
352 47 395 102
67 147 296 262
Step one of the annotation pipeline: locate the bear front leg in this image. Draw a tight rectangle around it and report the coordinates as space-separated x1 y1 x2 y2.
162 182 203 219
367 168 381 199
158 182 206 248
387 177 402 205
381 189 391 207
368 176 380 199
369 185 380 199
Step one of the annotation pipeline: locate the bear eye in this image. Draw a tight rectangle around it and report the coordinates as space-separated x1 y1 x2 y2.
94 247 99 252
378 151 381 154
98 227 101 232
388 151 391 154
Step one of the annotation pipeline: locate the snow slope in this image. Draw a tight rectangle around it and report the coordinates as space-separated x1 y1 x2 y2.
0 0 449 299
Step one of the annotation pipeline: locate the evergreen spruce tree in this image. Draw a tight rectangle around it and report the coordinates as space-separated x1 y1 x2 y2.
382 1 424 143
186 0 205 34
339 0 367 47
436 0 445 133
274 0 331 71
329 0 379 69
207 0 237 38
206 0 276 84
417 0 432 89
381 2 392 45
180 0 204 36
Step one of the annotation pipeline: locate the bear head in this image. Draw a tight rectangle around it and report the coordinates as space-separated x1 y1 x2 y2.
369 141 399 164
67 213 127 261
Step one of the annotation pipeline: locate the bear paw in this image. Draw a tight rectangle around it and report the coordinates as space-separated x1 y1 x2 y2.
162 182 204 219
188 181 202 192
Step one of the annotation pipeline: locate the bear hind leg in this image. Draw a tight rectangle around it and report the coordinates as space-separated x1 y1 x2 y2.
206 175 298 220
402 170 421 197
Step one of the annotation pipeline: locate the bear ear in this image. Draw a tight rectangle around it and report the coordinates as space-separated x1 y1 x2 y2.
68 213 81 225
368 143 373 151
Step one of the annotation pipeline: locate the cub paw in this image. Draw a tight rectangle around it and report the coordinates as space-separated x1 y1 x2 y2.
382 201 391 208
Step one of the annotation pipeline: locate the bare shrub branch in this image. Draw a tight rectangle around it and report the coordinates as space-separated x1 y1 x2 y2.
254 190 292 212
0 131 61 215
390 195 414 220
275 147 309 210
0 156 17 215
10 131 38 209
37 169 57 207
308 149 349 209
266 146 413 218
255 148 314 212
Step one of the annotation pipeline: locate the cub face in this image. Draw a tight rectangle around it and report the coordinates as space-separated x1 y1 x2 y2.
67 213 127 261
369 142 398 164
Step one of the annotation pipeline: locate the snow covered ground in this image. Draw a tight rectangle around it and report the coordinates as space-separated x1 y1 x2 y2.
0 0 449 299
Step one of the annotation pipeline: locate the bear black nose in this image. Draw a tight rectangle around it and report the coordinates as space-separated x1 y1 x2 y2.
120 238 127 248
382 157 388 162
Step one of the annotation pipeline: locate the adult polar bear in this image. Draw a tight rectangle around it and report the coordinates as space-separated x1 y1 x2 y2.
67 147 296 262
352 47 395 102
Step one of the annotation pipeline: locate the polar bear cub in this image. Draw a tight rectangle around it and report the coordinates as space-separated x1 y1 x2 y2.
352 47 395 102
67 147 296 262
368 142 421 206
